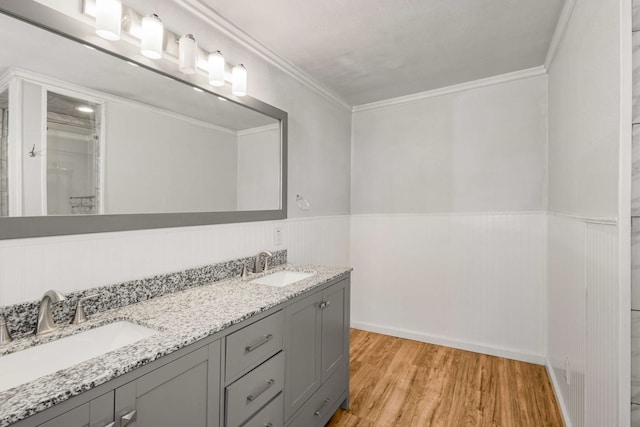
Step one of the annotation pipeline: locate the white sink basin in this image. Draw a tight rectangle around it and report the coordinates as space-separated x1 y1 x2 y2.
0 321 157 392
249 271 315 287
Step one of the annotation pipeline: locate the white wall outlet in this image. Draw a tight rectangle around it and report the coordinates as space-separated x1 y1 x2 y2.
563 357 570 385
274 226 282 246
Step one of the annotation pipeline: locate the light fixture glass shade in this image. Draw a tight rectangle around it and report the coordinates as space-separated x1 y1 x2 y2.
178 34 197 74
208 51 225 87
141 14 163 59
232 64 247 96
95 0 122 41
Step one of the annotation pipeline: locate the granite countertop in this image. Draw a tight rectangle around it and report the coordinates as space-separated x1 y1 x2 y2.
0 263 351 426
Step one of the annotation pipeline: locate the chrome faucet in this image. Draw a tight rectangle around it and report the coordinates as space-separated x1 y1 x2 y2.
36 290 66 336
254 250 273 274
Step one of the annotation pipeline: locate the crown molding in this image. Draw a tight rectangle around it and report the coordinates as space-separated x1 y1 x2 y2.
176 0 352 111
544 0 577 70
237 123 280 136
352 66 546 113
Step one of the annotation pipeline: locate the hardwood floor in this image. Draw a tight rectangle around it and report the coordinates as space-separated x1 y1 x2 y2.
326 329 563 427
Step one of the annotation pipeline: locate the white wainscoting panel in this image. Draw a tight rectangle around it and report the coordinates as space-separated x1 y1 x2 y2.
547 215 586 427
547 214 619 427
284 215 350 266
584 222 619 426
350 212 547 363
0 215 350 306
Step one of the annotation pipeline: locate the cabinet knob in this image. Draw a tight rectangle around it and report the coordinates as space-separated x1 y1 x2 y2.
319 301 327 309
121 410 137 427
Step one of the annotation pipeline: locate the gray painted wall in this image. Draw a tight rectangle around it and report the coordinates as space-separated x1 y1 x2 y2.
351 75 548 214
547 0 620 217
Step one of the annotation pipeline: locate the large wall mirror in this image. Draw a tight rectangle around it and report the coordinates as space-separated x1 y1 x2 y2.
0 1 287 239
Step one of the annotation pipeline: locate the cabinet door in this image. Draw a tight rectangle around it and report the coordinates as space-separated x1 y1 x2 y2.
284 291 322 420
115 346 210 427
39 392 114 427
321 279 349 383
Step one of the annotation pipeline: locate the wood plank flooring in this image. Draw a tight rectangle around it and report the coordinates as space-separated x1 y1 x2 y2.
326 329 563 427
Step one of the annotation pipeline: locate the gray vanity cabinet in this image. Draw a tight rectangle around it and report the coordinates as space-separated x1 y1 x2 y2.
284 277 350 424
38 392 114 427
321 280 349 384
283 290 323 419
114 341 220 427
16 273 350 427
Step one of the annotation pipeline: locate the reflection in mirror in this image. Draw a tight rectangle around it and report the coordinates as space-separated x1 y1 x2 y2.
0 9 282 219
46 91 101 215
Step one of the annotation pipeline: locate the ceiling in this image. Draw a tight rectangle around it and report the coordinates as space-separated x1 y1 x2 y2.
199 0 565 106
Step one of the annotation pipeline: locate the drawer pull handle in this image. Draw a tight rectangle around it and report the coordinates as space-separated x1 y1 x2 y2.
314 398 330 416
121 410 137 427
245 334 273 352
247 379 275 402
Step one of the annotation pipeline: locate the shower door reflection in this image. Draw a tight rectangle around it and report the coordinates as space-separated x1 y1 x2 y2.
46 91 101 215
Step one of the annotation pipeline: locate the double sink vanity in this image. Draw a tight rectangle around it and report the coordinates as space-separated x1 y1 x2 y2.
0 256 352 427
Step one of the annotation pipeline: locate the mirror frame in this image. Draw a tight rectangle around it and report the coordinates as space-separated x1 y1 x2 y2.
0 0 287 239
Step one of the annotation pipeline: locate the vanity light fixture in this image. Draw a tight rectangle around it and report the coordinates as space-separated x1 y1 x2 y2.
95 0 122 41
232 64 247 97
178 34 197 74
208 50 225 87
83 2 250 95
75 105 95 113
140 14 163 59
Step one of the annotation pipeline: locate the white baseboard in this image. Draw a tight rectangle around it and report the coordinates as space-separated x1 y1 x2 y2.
545 359 572 427
351 320 546 365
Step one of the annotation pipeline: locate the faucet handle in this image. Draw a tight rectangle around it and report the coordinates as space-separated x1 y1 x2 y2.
241 264 250 279
0 316 12 345
72 294 99 325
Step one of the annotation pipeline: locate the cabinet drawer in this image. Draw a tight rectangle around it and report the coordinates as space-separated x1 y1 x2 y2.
226 352 285 427
287 362 347 427
242 393 284 427
226 311 284 381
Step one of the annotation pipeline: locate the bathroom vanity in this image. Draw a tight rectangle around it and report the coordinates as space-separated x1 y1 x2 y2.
0 266 351 427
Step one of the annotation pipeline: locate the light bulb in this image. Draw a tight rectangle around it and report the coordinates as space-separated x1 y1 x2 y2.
178 34 197 74
95 0 122 41
141 14 163 59
232 64 247 96
208 51 225 87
